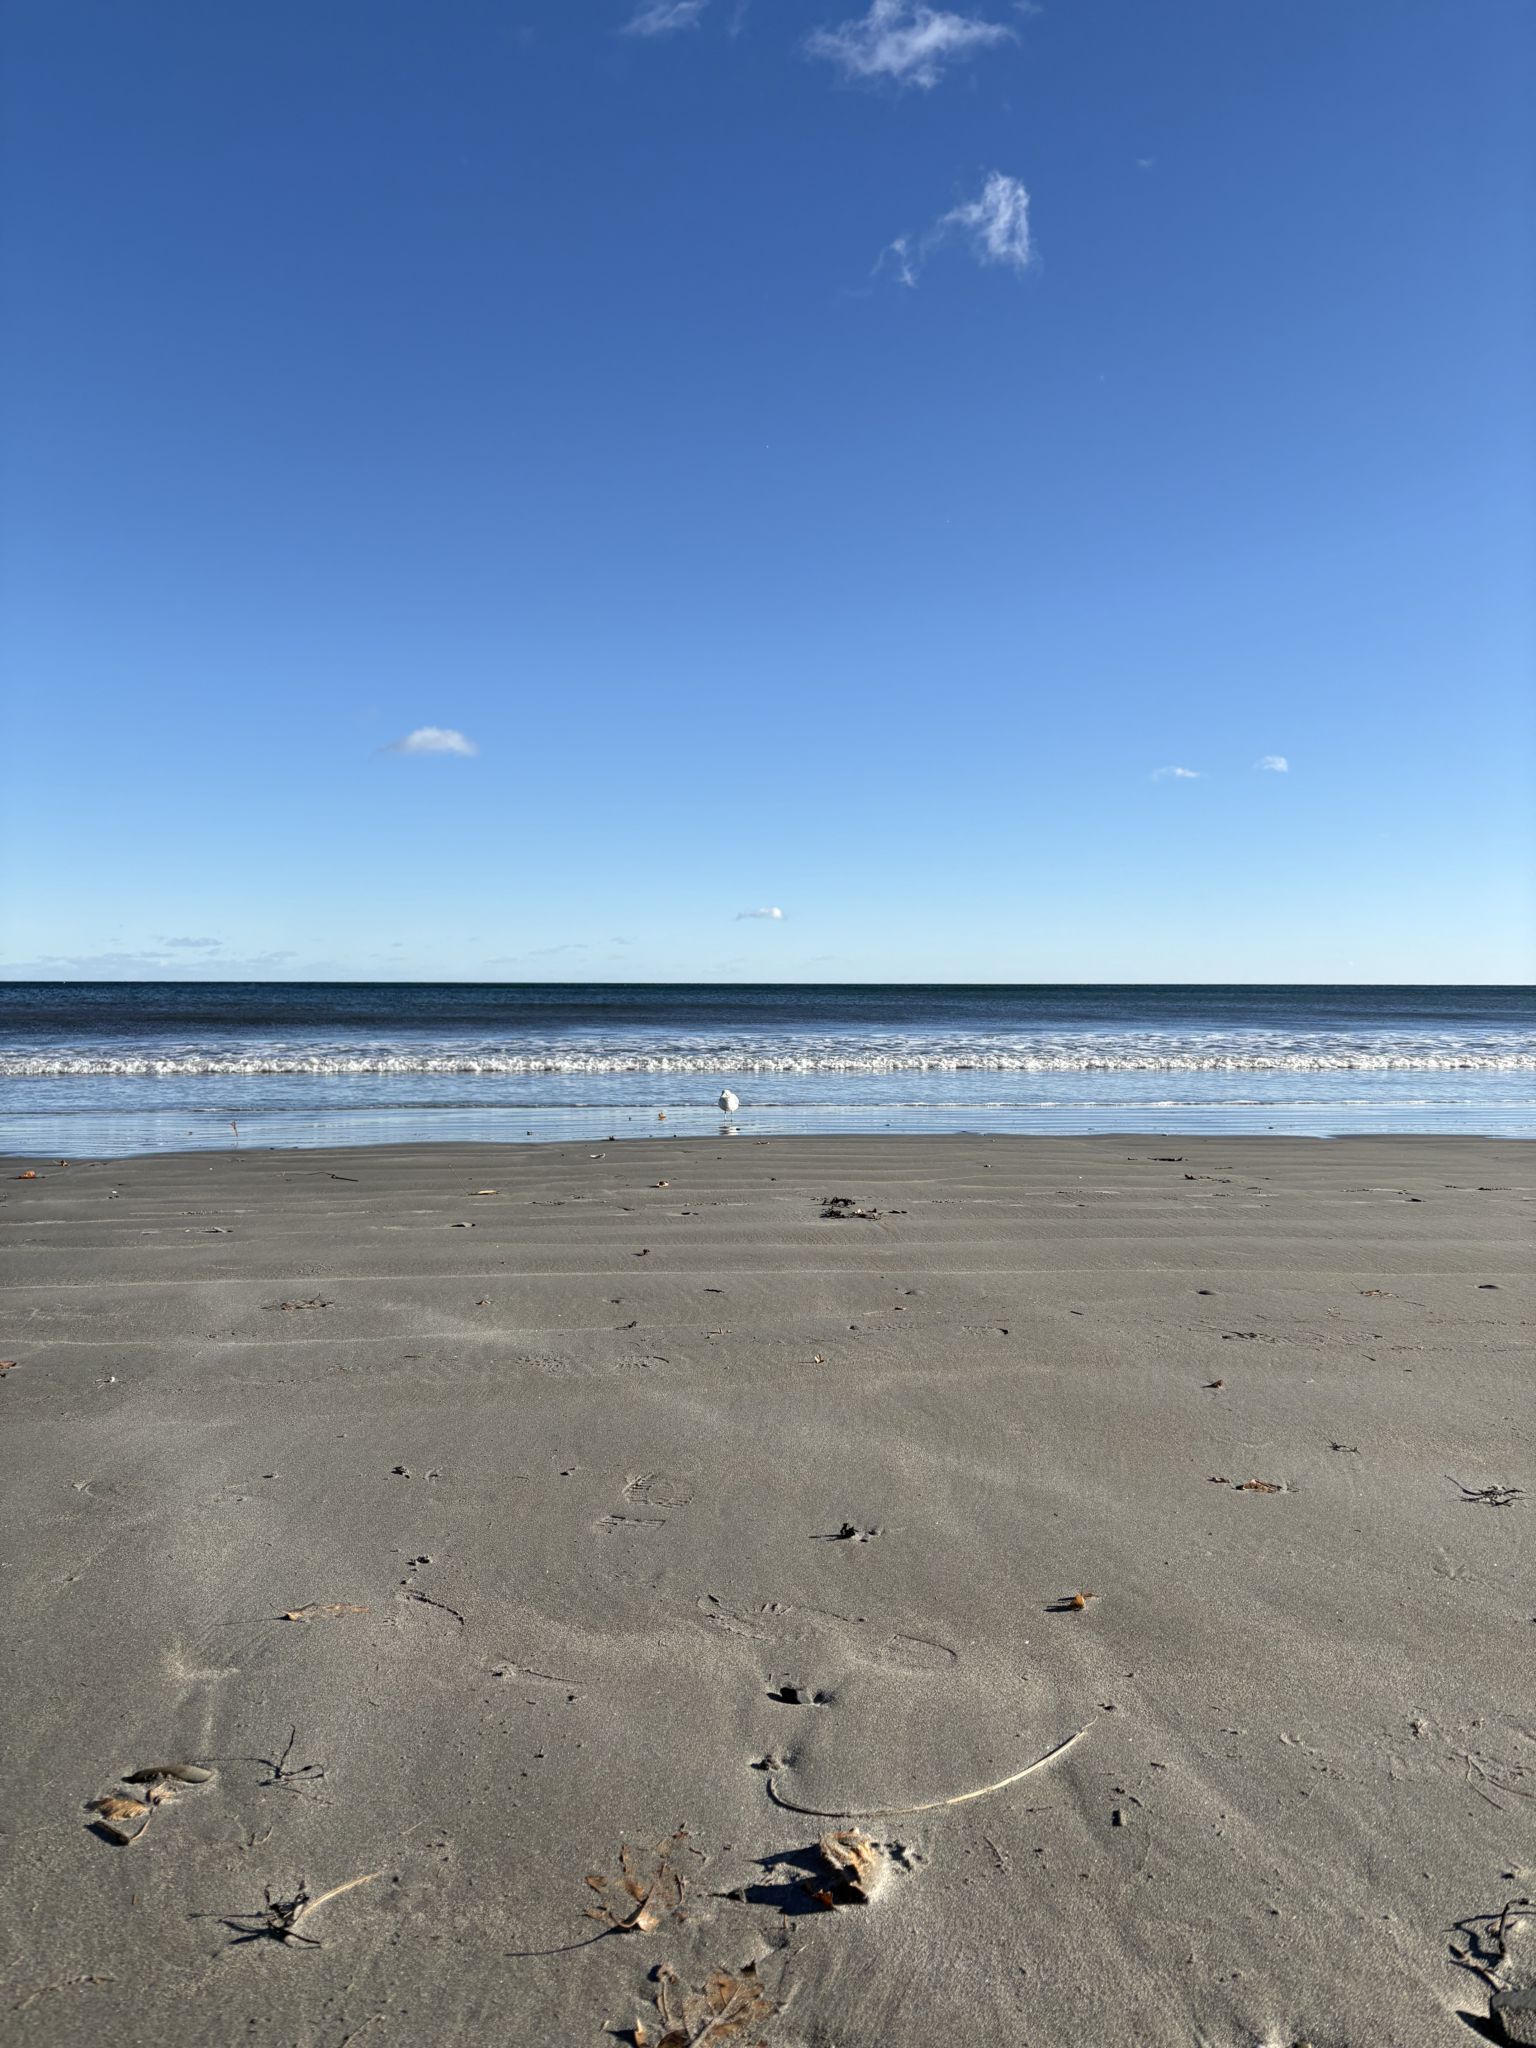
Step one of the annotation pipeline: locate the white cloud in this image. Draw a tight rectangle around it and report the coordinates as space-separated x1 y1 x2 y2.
385 726 478 757
1151 766 1201 781
158 935 223 951
1256 754 1289 773
808 1 1013 88
736 906 785 920
622 0 709 33
880 170 1032 286
941 171 1032 271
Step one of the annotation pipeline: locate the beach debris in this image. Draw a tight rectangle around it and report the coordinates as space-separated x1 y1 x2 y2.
87 1795 152 1843
222 1869 383 1947
583 1827 693 1935
1238 1480 1284 1494
1330 1441 1360 1454
1449 1477 1525 1509
1492 1988 1536 2046
87 1762 214 1844
281 1602 370 1622
654 1179 670 1188
1202 1378 1225 1390
405 1588 466 1627
471 1188 499 1195
15 1170 37 1179
1048 1590 1096 1612
633 1247 651 1256
812 1522 880 1543
766 1721 1092 1819
270 1297 332 1312
0 1360 17 1376
803 1828 890 1910
451 1220 475 1228
638 1958 775 2046
257 1725 327 1790
767 1682 832 1707
820 1196 880 1220
1450 1893 1535 2011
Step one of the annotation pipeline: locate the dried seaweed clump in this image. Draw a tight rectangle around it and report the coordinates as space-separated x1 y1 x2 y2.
585 1827 694 1934
803 1828 888 1910
636 1960 775 2046
87 1763 215 1845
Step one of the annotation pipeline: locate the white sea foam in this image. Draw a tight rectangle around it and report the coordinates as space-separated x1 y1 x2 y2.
4 1031 1531 1078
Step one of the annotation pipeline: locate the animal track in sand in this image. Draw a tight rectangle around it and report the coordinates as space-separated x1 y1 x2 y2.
594 1513 668 1537
624 1473 694 1508
697 1593 958 1673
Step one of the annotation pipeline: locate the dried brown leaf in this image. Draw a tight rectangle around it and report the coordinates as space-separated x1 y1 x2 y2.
1240 1479 1283 1494
586 1828 690 1934
90 1796 149 1823
651 1959 774 2044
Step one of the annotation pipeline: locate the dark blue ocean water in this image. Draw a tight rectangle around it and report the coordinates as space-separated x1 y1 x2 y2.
1 982 1530 1153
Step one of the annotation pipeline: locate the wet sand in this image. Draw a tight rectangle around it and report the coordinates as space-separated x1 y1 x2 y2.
1 1135 1531 2045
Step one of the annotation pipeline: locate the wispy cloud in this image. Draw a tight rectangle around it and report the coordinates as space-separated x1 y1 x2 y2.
808 1 1013 89
384 726 479 757
880 170 1032 286
1151 766 1201 781
158 935 223 951
941 171 1032 271
622 0 709 34
1256 754 1289 773
736 905 785 920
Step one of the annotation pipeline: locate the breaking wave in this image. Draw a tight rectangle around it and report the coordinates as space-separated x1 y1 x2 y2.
5 1032 1532 1079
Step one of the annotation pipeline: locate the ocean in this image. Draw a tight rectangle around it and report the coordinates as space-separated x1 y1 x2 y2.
0 982 1530 1156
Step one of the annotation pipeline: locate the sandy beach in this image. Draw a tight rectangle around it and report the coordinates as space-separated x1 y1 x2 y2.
1 1133 1531 2046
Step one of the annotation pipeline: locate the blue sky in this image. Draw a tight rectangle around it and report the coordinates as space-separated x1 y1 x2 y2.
2 0 1531 982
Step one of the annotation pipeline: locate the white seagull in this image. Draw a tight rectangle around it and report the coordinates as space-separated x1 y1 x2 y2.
718 1089 740 1114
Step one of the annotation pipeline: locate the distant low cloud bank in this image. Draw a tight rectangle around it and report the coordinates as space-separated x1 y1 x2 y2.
385 727 479 757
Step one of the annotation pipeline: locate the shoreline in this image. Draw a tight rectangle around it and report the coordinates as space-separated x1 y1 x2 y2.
2 1134 1530 2044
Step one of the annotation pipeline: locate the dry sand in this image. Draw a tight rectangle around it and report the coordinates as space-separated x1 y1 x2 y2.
1 1134 1532 2046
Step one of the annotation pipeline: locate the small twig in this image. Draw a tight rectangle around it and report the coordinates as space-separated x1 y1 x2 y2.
293 1871 383 1928
258 1726 327 1790
406 1589 465 1628
766 1723 1092 1819
224 1871 383 1948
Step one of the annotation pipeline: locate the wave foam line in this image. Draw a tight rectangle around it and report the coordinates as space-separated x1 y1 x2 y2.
5 1049 1533 1077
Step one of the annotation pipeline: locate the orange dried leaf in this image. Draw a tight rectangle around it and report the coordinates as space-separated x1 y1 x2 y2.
1240 1479 1283 1494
